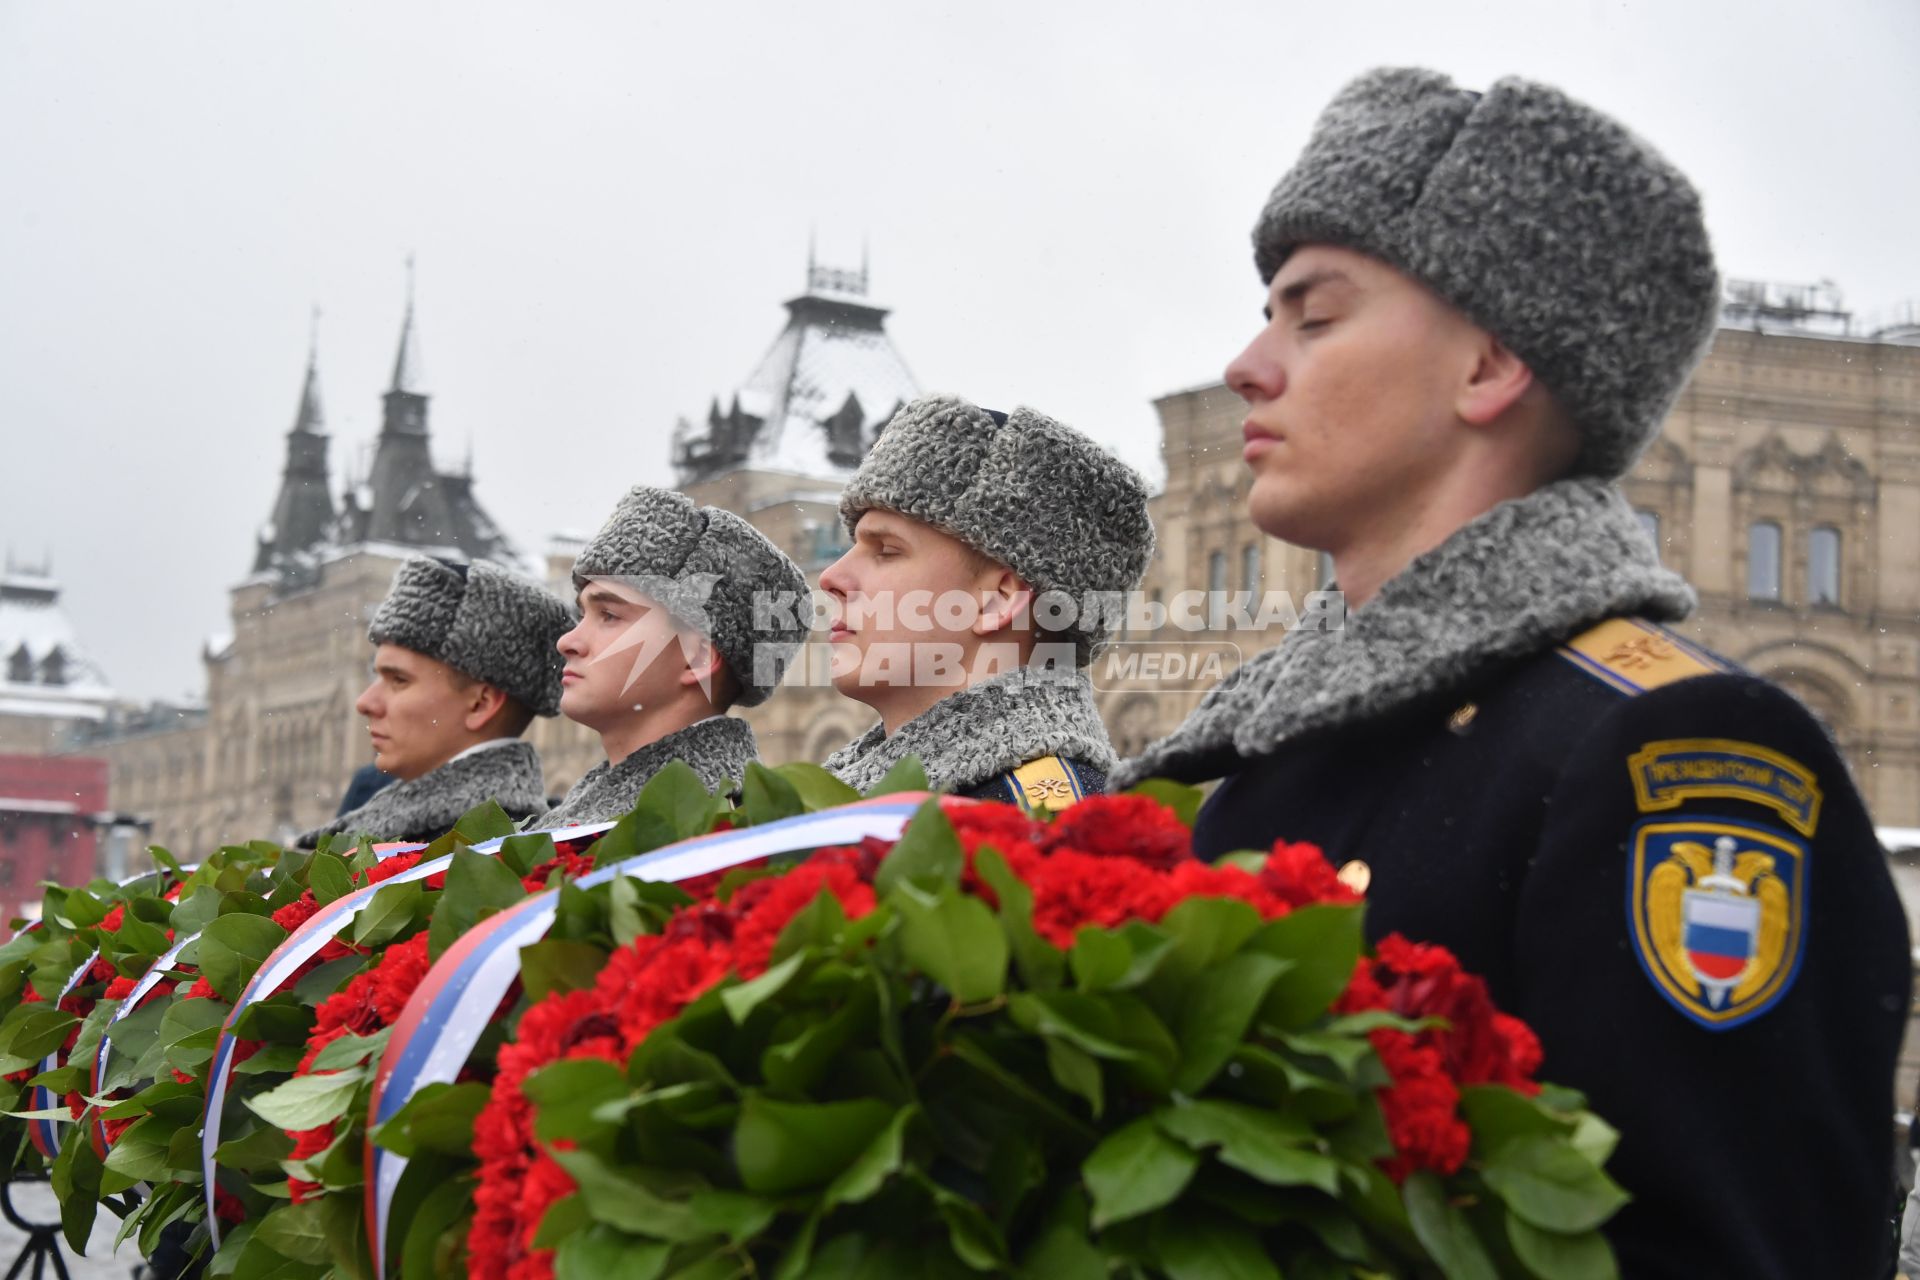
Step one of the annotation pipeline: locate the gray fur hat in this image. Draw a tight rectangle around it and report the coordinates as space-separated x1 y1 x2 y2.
367 557 573 717
1253 67 1720 479
570 486 810 707
839 394 1155 661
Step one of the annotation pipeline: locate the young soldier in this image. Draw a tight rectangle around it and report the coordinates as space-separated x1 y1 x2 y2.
820 394 1153 810
533 486 810 828
299 557 573 847
1115 69 1909 1274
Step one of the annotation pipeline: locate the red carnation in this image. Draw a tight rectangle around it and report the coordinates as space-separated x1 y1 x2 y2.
1260 841 1361 909
1038 793 1192 870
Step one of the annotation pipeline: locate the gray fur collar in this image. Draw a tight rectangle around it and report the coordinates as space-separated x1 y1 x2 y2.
299 739 547 847
825 667 1118 794
1113 478 1695 787
533 715 758 829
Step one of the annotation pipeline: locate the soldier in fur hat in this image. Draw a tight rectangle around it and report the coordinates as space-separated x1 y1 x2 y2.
298 557 573 848
820 395 1153 811
1115 68 1908 1273
532 486 810 828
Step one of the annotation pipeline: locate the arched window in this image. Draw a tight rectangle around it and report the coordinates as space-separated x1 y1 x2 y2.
1242 542 1262 592
1808 526 1841 607
1748 521 1783 601
6 647 30 684
1317 552 1336 589
1207 550 1227 597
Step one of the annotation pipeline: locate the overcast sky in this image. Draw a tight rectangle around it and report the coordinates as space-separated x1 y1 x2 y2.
2 0 1916 702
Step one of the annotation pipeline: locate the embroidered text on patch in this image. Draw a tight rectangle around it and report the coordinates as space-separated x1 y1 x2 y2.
1626 817 1807 1030
1627 738 1822 837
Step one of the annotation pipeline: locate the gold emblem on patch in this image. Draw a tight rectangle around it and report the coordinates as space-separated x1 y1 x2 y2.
1602 632 1677 671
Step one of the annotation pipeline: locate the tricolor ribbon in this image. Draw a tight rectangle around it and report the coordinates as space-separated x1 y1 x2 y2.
26 863 198 1159
363 796 929 1277
198 831 610 1246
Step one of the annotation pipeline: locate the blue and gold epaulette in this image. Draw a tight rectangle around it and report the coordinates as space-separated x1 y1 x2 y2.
1556 617 1730 697
991 755 1098 814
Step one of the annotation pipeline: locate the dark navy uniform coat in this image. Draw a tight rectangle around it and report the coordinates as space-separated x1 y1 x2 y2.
1183 618 1909 1279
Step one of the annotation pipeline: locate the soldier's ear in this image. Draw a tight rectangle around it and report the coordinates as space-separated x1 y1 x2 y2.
974 569 1033 638
463 682 511 733
676 633 726 695
1456 332 1535 428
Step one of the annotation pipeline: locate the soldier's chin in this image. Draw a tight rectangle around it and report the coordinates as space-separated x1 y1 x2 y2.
1245 475 1312 545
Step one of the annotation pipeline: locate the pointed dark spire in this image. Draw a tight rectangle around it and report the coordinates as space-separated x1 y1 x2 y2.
291 306 325 435
390 254 426 394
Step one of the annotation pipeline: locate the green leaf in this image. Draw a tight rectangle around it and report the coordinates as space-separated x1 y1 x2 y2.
741 762 806 826
496 832 558 879
770 887 847 966
306 854 354 906
1506 1214 1620 1280
633 759 729 841
687 1188 778 1245
0 1006 79 1073
973 847 1064 990
1007 991 1138 1063
1016 1188 1105 1280
51 1117 103 1251
370 1081 489 1159
1044 1037 1104 1118
1070 922 1174 994
733 1094 895 1195
772 762 862 812
1155 896 1263 984
196 912 290 1003
215 1122 296 1173
1122 778 1205 828
822 1104 917 1209
452 799 521 845
519 939 608 1003
1404 1171 1499 1280
893 886 1007 1004
720 950 809 1025
252 1200 331 1265
1173 949 1290 1092
864 755 930 796
1152 1210 1282 1280
168 886 224 936
1249 904 1364 1030
1459 1084 1578 1159
525 1057 632 1144
554 1225 671 1280
1154 1100 1335 1194
349 878 425 949
873 801 963 897
547 1146 703 1241
1569 1113 1620 1168
1081 1115 1200 1230
1481 1135 1629 1233
245 1067 365 1132
426 847 525 956
397 1167 476 1280
307 1027 391 1073
61 888 111 928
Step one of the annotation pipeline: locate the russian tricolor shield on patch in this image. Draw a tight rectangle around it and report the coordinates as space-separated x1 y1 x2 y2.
1682 886 1760 1001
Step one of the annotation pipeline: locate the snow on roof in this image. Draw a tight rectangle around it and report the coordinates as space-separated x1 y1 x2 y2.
0 797 80 815
732 300 919 478
0 571 113 697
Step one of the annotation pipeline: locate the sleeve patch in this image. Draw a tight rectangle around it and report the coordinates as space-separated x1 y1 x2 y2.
1627 817 1808 1031
1008 756 1086 813
1628 738 1823 837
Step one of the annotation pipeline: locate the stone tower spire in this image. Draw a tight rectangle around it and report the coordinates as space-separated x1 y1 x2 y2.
253 310 337 573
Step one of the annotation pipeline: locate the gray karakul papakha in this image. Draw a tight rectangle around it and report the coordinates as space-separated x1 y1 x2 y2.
839 394 1154 662
368 557 574 717
1253 67 1720 480
569 486 810 706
